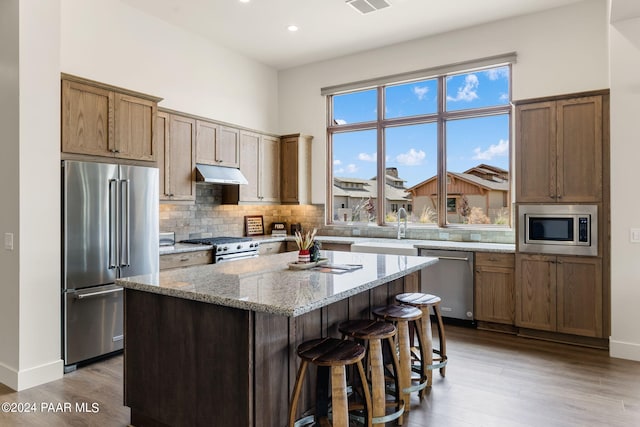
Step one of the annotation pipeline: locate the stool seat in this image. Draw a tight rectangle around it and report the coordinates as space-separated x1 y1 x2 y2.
396 292 441 307
372 304 422 322
339 319 396 340
297 337 366 366
289 338 372 427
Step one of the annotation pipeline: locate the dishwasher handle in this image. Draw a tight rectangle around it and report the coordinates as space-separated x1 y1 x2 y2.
435 256 470 262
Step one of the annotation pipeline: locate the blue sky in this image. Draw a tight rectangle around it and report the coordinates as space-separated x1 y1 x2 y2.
332 66 510 188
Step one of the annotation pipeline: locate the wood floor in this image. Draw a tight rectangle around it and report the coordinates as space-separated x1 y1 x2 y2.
1 325 639 427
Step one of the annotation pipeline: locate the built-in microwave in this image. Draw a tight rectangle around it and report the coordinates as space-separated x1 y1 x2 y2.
518 204 598 256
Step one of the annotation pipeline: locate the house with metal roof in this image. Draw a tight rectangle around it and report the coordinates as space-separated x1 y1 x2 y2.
406 164 510 224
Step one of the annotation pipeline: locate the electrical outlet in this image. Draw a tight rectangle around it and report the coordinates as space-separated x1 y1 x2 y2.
4 233 14 250
630 228 640 243
439 232 449 240
470 233 482 241
352 228 361 236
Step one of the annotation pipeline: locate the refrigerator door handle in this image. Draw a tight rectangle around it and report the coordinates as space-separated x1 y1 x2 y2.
108 179 119 269
74 287 123 299
120 179 131 267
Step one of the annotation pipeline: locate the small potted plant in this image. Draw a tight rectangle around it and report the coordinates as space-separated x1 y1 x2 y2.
294 228 317 263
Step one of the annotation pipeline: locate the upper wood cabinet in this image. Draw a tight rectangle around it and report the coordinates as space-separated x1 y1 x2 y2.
280 134 313 205
157 111 196 201
474 252 515 325
224 131 280 204
515 93 605 203
195 121 240 168
515 254 603 338
61 75 160 162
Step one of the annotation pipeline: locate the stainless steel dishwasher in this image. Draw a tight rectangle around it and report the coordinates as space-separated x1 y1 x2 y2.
419 249 474 324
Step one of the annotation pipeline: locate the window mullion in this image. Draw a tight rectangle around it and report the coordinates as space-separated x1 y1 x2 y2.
437 76 447 227
377 87 385 226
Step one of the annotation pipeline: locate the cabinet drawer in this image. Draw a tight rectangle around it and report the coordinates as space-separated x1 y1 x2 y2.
160 250 213 270
475 252 515 268
258 242 284 255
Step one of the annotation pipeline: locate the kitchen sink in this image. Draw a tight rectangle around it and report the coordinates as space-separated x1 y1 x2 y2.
350 241 418 256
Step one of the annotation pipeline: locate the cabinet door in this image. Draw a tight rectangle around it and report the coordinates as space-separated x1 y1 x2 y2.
475 253 515 325
114 93 156 161
61 80 114 157
556 96 602 202
195 120 218 165
218 126 240 168
167 114 196 201
259 135 280 202
157 112 169 199
280 136 299 203
239 131 261 202
515 102 556 202
515 254 556 331
556 256 602 337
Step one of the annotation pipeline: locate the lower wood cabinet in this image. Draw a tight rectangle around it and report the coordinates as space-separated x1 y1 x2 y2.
515 254 603 338
159 250 212 270
285 241 351 252
258 242 284 256
474 252 515 325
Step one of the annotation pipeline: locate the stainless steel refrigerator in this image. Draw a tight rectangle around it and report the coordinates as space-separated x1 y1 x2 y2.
62 160 158 370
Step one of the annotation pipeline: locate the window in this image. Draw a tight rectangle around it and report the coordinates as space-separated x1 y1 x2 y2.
326 60 512 228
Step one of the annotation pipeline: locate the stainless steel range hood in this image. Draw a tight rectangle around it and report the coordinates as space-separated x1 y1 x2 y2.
195 164 248 185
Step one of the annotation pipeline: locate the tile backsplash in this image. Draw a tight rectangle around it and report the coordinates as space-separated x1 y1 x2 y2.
160 183 515 244
160 184 325 241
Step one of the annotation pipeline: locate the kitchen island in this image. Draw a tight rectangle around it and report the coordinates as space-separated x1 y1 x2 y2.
117 250 437 427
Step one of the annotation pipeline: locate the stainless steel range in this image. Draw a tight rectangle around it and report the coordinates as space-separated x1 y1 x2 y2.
181 236 259 263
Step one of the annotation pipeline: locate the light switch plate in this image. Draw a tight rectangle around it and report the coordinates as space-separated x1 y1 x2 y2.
4 233 14 250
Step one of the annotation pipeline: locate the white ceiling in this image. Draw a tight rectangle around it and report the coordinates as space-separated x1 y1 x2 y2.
121 0 586 70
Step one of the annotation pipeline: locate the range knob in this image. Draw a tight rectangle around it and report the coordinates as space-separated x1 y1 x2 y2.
237 244 242 250
221 246 228 252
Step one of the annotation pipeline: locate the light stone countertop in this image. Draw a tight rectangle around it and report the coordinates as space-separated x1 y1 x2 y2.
159 236 515 255
117 250 438 317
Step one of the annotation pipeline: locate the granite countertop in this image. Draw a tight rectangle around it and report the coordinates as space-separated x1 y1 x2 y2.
117 250 438 317
159 243 213 255
159 235 515 255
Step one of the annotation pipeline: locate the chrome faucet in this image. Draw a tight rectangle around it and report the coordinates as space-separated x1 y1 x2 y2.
397 207 407 239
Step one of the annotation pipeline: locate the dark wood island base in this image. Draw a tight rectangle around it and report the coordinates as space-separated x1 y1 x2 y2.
124 272 420 427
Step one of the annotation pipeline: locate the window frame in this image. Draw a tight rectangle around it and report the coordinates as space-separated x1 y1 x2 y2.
326 62 513 229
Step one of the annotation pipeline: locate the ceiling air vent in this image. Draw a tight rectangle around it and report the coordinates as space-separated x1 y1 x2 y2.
346 0 391 15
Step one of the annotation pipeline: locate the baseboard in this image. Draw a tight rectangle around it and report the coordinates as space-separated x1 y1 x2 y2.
0 359 64 391
610 338 640 361
0 360 19 391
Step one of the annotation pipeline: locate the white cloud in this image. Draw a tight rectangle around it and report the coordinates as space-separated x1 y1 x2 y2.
446 74 479 102
485 67 509 80
346 163 358 173
473 139 509 160
334 118 347 125
413 85 429 101
358 152 377 162
395 148 426 166
499 93 509 101
334 159 342 165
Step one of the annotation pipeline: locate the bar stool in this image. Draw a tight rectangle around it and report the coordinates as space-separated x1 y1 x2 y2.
288 337 372 427
396 293 448 388
371 304 426 413
338 319 404 427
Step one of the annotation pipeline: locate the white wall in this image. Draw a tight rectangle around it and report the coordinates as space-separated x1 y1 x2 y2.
609 15 640 360
0 0 21 387
60 0 279 134
278 0 609 204
0 0 63 391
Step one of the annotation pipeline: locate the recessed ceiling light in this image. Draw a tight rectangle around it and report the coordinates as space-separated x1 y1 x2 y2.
239 0 250 3
287 25 299 32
